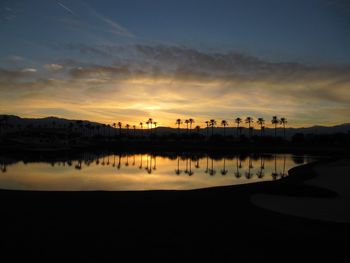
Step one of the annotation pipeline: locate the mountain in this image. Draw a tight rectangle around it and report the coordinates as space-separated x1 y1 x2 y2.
1 115 350 138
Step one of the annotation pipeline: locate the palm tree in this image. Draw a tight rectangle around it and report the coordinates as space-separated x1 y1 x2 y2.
125 124 130 136
184 119 190 133
148 118 153 133
280 117 288 139
245 117 254 137
209 119 216 136
195 125 201 134
132 125 136 136
271 116 279 137
175 119 182 135
146 120 150 133
235 117 242 137
205 121 209 137
153 122 157 134
257 118 265 136
189 118 195 133
221 120 228 136
117 122 122 136
112 123 117 136
139 122 143 136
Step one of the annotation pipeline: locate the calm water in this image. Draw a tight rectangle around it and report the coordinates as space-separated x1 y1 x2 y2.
0 153 312 191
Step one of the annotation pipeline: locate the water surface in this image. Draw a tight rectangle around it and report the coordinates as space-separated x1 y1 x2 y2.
0 153 312 191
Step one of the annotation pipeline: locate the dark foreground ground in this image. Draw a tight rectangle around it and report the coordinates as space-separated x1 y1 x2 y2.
0 160 349 262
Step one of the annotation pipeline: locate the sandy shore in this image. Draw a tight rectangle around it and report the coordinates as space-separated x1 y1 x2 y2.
251 158 350 223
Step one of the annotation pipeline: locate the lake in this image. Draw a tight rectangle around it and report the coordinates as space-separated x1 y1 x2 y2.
0 153 312 191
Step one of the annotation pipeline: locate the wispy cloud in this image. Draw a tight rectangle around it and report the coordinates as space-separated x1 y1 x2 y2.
55 1 135 38
44 64 64 71
92 12 135 38
55 1 76 16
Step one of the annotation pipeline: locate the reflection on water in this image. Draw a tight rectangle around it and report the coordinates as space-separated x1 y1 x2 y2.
0 153 311 191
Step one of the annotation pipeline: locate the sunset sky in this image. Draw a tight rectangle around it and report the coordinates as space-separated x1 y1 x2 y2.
1 0 349 127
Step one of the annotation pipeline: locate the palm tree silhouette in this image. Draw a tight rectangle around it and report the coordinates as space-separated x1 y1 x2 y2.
209 119 216 136
184 119 190 133
220 158 228 175
209 158 216 176
146 120 150 133
175 156 182 175
153 122 157 134
195 157 200 168
205 155 209 173
280 154 287 178
271 116 279 137
148 118 153 134
245 117 254 137
187 158 193 176
221 120 228 136
175 119 182 135
125 155 129 166
205 121 210 137
234 157 242 178
139 155 143 169
117 155 121 169
271 154 278 180
257 118 265 137
189 118 195 133
195 125 201 134
125 124 130 136
139 122 143 136
245 156 253 179
112 123 117 136
280 117 288 139
235 117 242 137
256 155 265 178
153 156 157 170
118 122 122 136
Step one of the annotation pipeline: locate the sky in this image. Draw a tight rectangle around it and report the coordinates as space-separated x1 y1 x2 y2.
0 0 349 127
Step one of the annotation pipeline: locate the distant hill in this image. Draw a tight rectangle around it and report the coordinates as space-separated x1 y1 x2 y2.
1 115 350 138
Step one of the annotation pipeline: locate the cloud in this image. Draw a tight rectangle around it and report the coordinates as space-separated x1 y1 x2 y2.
44 64 64 71
92 12 135 38
0 68 37 81
1 44 350 126
56 1 134 39
21 68 37 73
55 1 76 16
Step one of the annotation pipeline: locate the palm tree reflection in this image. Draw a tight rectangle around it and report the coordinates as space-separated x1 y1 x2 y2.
175 156 182 175
139 155 143 169
256 155 265 178
234 157 242 178
209 158 216 176
245 156 253 179
220 158 228 176
271 154 278 180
